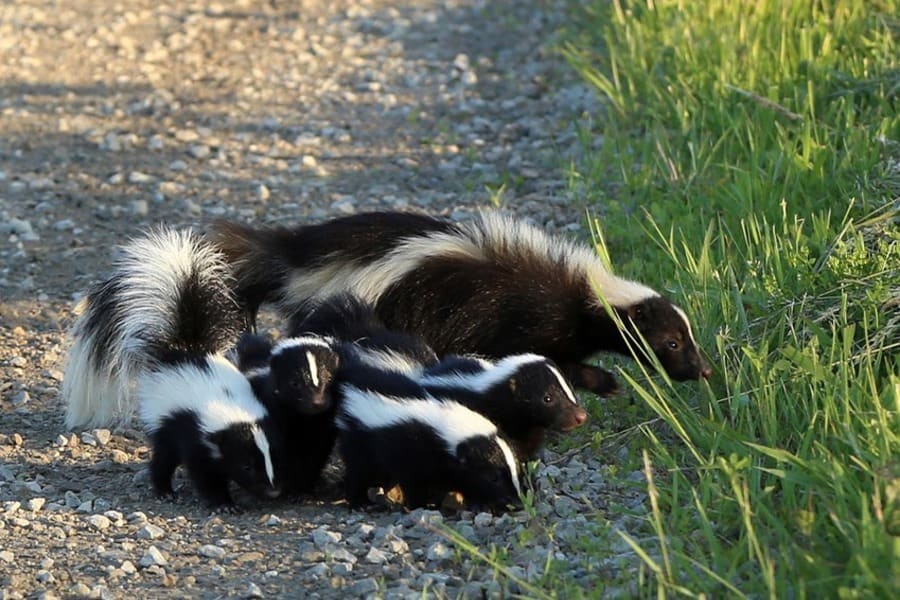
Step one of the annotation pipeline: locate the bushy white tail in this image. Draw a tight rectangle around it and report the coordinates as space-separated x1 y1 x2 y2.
62 227 244 430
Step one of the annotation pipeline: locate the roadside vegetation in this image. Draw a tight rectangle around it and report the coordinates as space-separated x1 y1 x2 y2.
453 1 899 597
563 0 900 596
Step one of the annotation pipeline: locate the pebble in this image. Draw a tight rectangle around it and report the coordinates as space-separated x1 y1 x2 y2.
364 547 389 564
349 577 379 596
311 527 341 548
26 498 46 512
245 582 264 598
11 390 29 406
425 542 453 563
86 514 111 530
0 551 13 563
139 546 167 568
189 144 210 159
137 524 165 540
198 544 227 560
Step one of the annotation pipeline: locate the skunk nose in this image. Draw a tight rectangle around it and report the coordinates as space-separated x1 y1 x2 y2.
574 408 588 425
700 366 712 380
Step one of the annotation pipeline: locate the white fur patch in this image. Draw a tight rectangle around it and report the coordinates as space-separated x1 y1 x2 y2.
279 210 660 313
243 366 271 380
137 354 269 434
352 347 425 375
282 230 483 308
306 351 319 387
467 212 659 308
496 437 521 496
271 336 333 356
336 386 498 453
546 364 578 405
418 353 546 392
252 425 275 486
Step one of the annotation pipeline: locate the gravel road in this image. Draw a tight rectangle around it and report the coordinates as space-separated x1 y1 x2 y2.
0 1 647 597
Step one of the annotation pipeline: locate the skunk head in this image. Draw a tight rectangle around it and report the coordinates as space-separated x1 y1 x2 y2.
206 421 282 499
622 296 711 381
451 434 521 510
268 336 340 414
498 356 588 432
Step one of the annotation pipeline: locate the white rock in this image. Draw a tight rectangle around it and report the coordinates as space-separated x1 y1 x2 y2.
92 429 111 446
128 171 153 184
198 544 226 560
26 498 46 512
139 546 167 568
86 514 111 530
311 527 341 547
137 524 164 540
364 547 389 564
426 541 453 563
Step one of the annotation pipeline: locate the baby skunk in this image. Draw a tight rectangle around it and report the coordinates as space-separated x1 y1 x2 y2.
213 211 711 395
419 353 588 459
62 228 282 510
233 332 341 494
335 375 522 510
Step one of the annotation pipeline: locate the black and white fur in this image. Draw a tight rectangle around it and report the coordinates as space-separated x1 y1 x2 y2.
62 228 282 509
214 211 711 395
335 377 522 510
418 353 588 460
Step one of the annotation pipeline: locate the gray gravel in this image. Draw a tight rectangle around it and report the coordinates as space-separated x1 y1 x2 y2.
0 0 648 597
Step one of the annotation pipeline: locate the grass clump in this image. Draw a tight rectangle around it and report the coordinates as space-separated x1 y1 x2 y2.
548 0 899 597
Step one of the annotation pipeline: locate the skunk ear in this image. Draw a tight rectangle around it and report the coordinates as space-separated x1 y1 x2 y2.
508 377 517 393
627 302 646 321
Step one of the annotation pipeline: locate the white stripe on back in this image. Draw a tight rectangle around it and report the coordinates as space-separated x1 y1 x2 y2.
418 353 546 392
271 336 333 356
496 437 521 496
337 386 497 453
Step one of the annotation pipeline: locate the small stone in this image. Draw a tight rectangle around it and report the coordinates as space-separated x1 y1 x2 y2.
4 218 33 236
92 429 112 446
9 433 23 446
9 357 27 368
364 547 389 564
27 497 46 512
330 196 356 215
265 514 281 527
245 582 264 598
110 449 130 464
473 512 493 527
329 548 356 564
311 527 341 548
256 184 270 202
169 160 187 171
301 154 317 168
120 560 137 575
304 563 328 580
139 546 167 568
35 570 53 583
426 541 453 563
11 390 29 406
189 144 210 159
198 544 226 560
349 577 378 596
55 434 69 447
80 432 97 446
130 200 149 216
137 523 164 540
69 583 91 597
86 514 111 530
128 171 153 184
0 551 13 562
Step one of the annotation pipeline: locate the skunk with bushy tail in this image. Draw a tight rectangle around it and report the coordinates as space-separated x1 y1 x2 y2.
62 228 283 509
213 211 711 395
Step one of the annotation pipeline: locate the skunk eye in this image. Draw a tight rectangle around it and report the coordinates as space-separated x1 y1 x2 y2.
667 340 680 350
543 395 553 404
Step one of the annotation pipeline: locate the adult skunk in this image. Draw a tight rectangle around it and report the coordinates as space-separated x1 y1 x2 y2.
213 211 711 394
61 228 282 509
335 377 522 510
418 353 588 460
233 332 341 494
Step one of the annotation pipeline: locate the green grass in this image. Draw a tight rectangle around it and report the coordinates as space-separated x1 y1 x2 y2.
450 1 900 598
